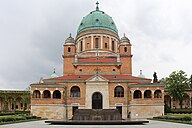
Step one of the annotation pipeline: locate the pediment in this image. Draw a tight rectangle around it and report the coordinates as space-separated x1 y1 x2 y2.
86 74 109 82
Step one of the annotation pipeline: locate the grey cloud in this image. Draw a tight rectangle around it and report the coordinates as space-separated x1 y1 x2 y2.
1 0 192 89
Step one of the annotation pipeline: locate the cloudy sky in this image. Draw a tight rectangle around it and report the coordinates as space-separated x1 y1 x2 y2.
0 0 192 90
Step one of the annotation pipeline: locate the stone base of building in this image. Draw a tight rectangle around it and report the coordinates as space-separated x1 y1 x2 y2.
129 104 164 119
31 104 66 119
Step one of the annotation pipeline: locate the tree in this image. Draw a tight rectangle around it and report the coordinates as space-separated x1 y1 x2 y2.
166 70 188 109
189 75 192 89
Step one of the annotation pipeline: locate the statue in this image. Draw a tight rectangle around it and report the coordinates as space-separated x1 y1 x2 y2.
153 72 158 83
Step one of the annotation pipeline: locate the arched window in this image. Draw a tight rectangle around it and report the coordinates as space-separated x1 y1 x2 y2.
70 86 80 97
133 90 142 99
87 43 89 49
164 95 171 108
154 90 162 98
124 47 127 52
33 90 41 98
144 90 152 98
95 38 98 48
68 47 71 52
80 41 83 51
53 90 61 99
114 86 124 97
43 90 51 98
112 41 115 51
105 43 108 48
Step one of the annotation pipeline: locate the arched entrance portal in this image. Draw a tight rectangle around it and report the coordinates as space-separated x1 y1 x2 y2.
92 92 102 109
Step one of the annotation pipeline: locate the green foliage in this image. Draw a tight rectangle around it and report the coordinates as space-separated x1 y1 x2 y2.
0 111 30 116
0 115 39 123
170 109 192 114
182 116 191 121
164 104 171 113
189 75 192 89
153 114 192 122
165 70 189 108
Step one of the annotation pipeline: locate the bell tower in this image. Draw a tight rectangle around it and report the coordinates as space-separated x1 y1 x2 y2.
63 34 76 75
119 34 132 74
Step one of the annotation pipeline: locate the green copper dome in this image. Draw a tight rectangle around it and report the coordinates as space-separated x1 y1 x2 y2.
77 4 118 34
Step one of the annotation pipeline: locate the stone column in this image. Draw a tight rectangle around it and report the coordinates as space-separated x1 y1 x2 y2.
109 37 112 50
40 91 43 98
131 90 134 100
77 40 80 52
50 91 53 99
141 91 144 99
60 90 63 100
152 90 154 99
115 41 118 52
83 37 85 51
13 98 16 112
101 35 103 49
190 94 192 108
91 35 94 49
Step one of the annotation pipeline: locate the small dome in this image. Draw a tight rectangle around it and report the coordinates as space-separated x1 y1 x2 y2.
65 34 75 45
120 34 130 44
138 70 145 78
50 69 58 78
77 2 118 35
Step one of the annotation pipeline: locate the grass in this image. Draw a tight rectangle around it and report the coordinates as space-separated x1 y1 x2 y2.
166 114 192 117
0 115 42 125
152 114 192 125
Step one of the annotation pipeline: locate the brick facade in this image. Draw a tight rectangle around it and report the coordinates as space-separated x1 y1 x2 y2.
30 5 166 120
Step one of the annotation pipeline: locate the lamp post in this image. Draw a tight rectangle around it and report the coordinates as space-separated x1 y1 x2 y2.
65 81 68 120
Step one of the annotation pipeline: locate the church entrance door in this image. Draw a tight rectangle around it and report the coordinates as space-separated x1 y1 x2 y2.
92 92 102 109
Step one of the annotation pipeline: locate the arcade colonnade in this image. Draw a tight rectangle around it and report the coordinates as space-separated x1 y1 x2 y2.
0 90 30 112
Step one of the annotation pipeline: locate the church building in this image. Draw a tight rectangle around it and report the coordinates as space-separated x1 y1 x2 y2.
30 3 165 119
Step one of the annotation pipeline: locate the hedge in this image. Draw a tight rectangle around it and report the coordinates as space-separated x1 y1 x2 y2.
0 111 30 116
0 115 38 123
153 116 192 122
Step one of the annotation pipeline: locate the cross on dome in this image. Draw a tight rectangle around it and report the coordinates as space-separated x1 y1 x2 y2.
96 1 99 11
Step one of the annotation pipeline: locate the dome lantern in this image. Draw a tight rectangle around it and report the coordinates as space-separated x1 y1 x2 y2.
64 33 75 45
77 3 118 35
120 34 130 44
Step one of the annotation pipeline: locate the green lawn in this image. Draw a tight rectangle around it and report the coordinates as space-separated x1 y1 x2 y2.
152 114 192 125
0 115 40 125
165 114 192 118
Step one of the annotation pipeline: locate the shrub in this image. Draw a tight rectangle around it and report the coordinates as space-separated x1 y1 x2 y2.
170 109 192 114
3 117 15 122
0 111 30 116
26 116 37 119
182 116 191 121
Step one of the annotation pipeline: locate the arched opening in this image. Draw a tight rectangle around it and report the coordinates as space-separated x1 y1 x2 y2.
33 90 41 98
16 97 23 111
183 94 190 108
43 90 51 98
114 86 124 97
0 97 3 111
124 47 127 52
164 95 171 108
80 41 83 51
133 90 142 99
154 90 162 98
144 90 152 98
70 86 80 97
92 92 102 109
7 97 14 111
105 43 108 48
112 41 115 51
68 47 71 52
53 90 61 99
95 38 99 49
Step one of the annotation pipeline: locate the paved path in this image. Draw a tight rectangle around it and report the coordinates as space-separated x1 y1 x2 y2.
0 120 191 128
